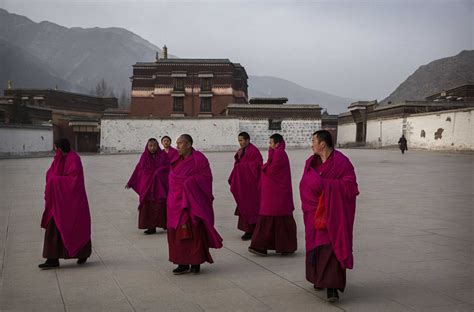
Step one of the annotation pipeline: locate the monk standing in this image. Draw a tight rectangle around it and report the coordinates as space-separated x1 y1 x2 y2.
161 136 179 161
228 132 263 240
126 138 170 234
39 138 91 269
299 130 359 302
167 134 223 274
249 133 297 256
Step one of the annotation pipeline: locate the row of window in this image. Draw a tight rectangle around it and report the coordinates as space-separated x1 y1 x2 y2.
173 78 212 92
21 99 45 106
173 97 212 113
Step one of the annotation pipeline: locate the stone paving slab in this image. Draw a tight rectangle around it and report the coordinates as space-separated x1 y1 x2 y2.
0 148 472 311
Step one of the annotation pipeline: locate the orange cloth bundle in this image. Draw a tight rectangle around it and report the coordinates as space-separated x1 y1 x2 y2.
314 191 327 230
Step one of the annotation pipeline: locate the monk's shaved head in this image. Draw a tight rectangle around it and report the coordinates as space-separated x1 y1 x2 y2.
161 136 172 143
269 133 283 144
238 132 250 140
313 130 333 148
269 133 283 150
238 132 250 148
176 134 193 157
179 134 193 145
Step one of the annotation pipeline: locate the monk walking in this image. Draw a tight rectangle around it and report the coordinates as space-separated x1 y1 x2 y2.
299 130 359 302
167 134 223 274
249 133 297 256
39 138 91 269
228 132 263 241
161 136 179 161
398 134 408 154
126 138 170 234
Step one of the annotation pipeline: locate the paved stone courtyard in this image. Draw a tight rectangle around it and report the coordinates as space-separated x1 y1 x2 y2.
0 148 472 311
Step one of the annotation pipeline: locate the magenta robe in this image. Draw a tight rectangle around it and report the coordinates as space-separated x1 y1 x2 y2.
259 141 294 216
167 149 223 249
127 144 170 205
164 146 179 163
41 150 91 257
228 143 263 226
299 150 359 269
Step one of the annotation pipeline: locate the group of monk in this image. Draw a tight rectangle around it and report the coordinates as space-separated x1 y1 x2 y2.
38 130 358 303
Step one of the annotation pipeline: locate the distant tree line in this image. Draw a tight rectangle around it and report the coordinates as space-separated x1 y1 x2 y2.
91 78 130 108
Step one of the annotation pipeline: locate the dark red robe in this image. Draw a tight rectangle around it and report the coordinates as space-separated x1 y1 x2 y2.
127 144 170 230
299 150 359 290
41 150 91 259
228 143 263 233
167 149 223 265
250 141 297 253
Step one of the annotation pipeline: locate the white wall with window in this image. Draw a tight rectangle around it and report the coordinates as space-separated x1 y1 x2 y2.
101 118 321 153
337 108 474 151
239 119 321 148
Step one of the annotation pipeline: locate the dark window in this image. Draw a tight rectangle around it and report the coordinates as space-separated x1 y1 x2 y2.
200 97 212 113
268 119 282 130
200 78 212 92
34 99 45 106
173 78 184 91
173 97 184 112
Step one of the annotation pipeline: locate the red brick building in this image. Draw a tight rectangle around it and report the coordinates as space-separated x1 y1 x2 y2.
130 52 248 117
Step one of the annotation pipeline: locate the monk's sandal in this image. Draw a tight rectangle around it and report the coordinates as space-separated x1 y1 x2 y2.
173 265 190 275
39 259 59 269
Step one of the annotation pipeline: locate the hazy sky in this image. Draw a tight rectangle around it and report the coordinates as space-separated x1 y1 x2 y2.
1 0 472 100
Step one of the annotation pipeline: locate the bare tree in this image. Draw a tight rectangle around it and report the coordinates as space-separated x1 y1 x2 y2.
118 88 130 107
95 79 114 98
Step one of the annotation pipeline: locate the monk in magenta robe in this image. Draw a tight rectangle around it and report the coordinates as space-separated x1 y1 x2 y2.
126 138 170 234
249 133 297 256
228 132 263 241
299 130 359 303
39 138 91 269
167 134 223 274
161 135 179 161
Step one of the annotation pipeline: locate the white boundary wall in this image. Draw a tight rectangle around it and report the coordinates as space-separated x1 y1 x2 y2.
337 123 357 145
100 118 321 153
239 119 321 149
337 108 473 151
366 118 404 147
0 124 53 156
407 108 473 150
101 118 239 152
